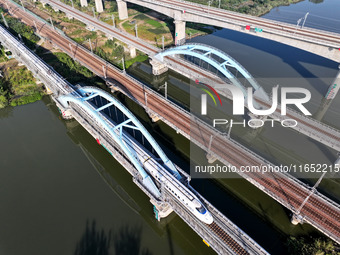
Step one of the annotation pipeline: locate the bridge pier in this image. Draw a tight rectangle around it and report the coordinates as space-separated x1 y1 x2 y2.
150 59 168 75
109 82 120 93
95 0 104 13
124 45 136 58
129 46 136 58
117 0 128 20
206 153 217 164
80 0 88 7
174 19 186 45
329 154 340 178
151 200 173 221
147 111 160 122
314 98 332 121
248 113 268 129
54 100 74 120
291 213 304 225
44 85 53 95
325 65 340 100
66 13 74 20
86 25 97 32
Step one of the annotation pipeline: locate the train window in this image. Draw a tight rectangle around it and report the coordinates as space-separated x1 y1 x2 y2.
196 205 206 214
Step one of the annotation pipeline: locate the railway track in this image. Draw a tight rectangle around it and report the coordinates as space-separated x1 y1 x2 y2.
38 0 225 84
3 1 340 243
23 0 340 146
156 0 340 45
49 21 340 241
208 222 249 255
256 98 340 142
43 0 340 147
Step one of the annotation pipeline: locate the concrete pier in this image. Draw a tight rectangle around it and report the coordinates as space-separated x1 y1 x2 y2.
80 0 87 7
150 59 168 75
66 13 74 19
129 46 136 58
325 65 340 100
95 0 104 13
86 25 97 31
44 85 53 95
174 19 186 45
148 111 160 122
151 199 173 221
55 101 73 120
124 45 136 58
291 214 304 225
248 113 268 129
206 153 217 164
314 98 332 121
117 0 128 20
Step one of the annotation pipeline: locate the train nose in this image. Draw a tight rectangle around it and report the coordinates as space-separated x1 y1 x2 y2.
205 214 214 224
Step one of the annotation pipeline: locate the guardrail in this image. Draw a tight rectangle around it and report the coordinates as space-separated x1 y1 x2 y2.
125 0 340 48
5 1 339 242
31 8 340 218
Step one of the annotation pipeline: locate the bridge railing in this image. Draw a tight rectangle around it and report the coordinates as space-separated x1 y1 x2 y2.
144 0 340 38
53 21 340 214
126 0 340 47
256 95 340 144
12 0 338 223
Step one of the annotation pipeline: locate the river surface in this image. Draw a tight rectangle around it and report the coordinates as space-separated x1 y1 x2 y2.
1 0 340 254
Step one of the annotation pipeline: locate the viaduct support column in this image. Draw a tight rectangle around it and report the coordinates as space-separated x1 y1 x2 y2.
325 65 340 100
290 214 304 225
123 45 136 58
117 0 128 20
80 0 88 7
129 46 136 58
150 59 168 76
174 20 186 46
95 0 104 13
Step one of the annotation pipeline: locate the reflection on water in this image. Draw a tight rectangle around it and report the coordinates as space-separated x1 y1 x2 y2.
309 0 324 3
1 1 339 254
0 99 213 255
125 0 340 251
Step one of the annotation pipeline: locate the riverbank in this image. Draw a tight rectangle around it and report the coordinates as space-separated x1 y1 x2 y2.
0 8 45 108
0 60 44 108
187 0 304 16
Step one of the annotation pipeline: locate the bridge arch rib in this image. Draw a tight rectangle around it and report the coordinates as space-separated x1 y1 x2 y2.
155 43 269 101
58 86 181 198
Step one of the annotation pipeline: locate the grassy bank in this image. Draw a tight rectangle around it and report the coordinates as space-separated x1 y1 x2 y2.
38 51 105 87
186 0 303 16
0 64 44 108
25 2 149 69
0 7 40 50
0 7 44 109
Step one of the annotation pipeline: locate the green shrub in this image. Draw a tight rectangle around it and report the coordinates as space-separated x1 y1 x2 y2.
10 92 42 106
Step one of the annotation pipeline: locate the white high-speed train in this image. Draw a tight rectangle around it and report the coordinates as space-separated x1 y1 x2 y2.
122 131 214 225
